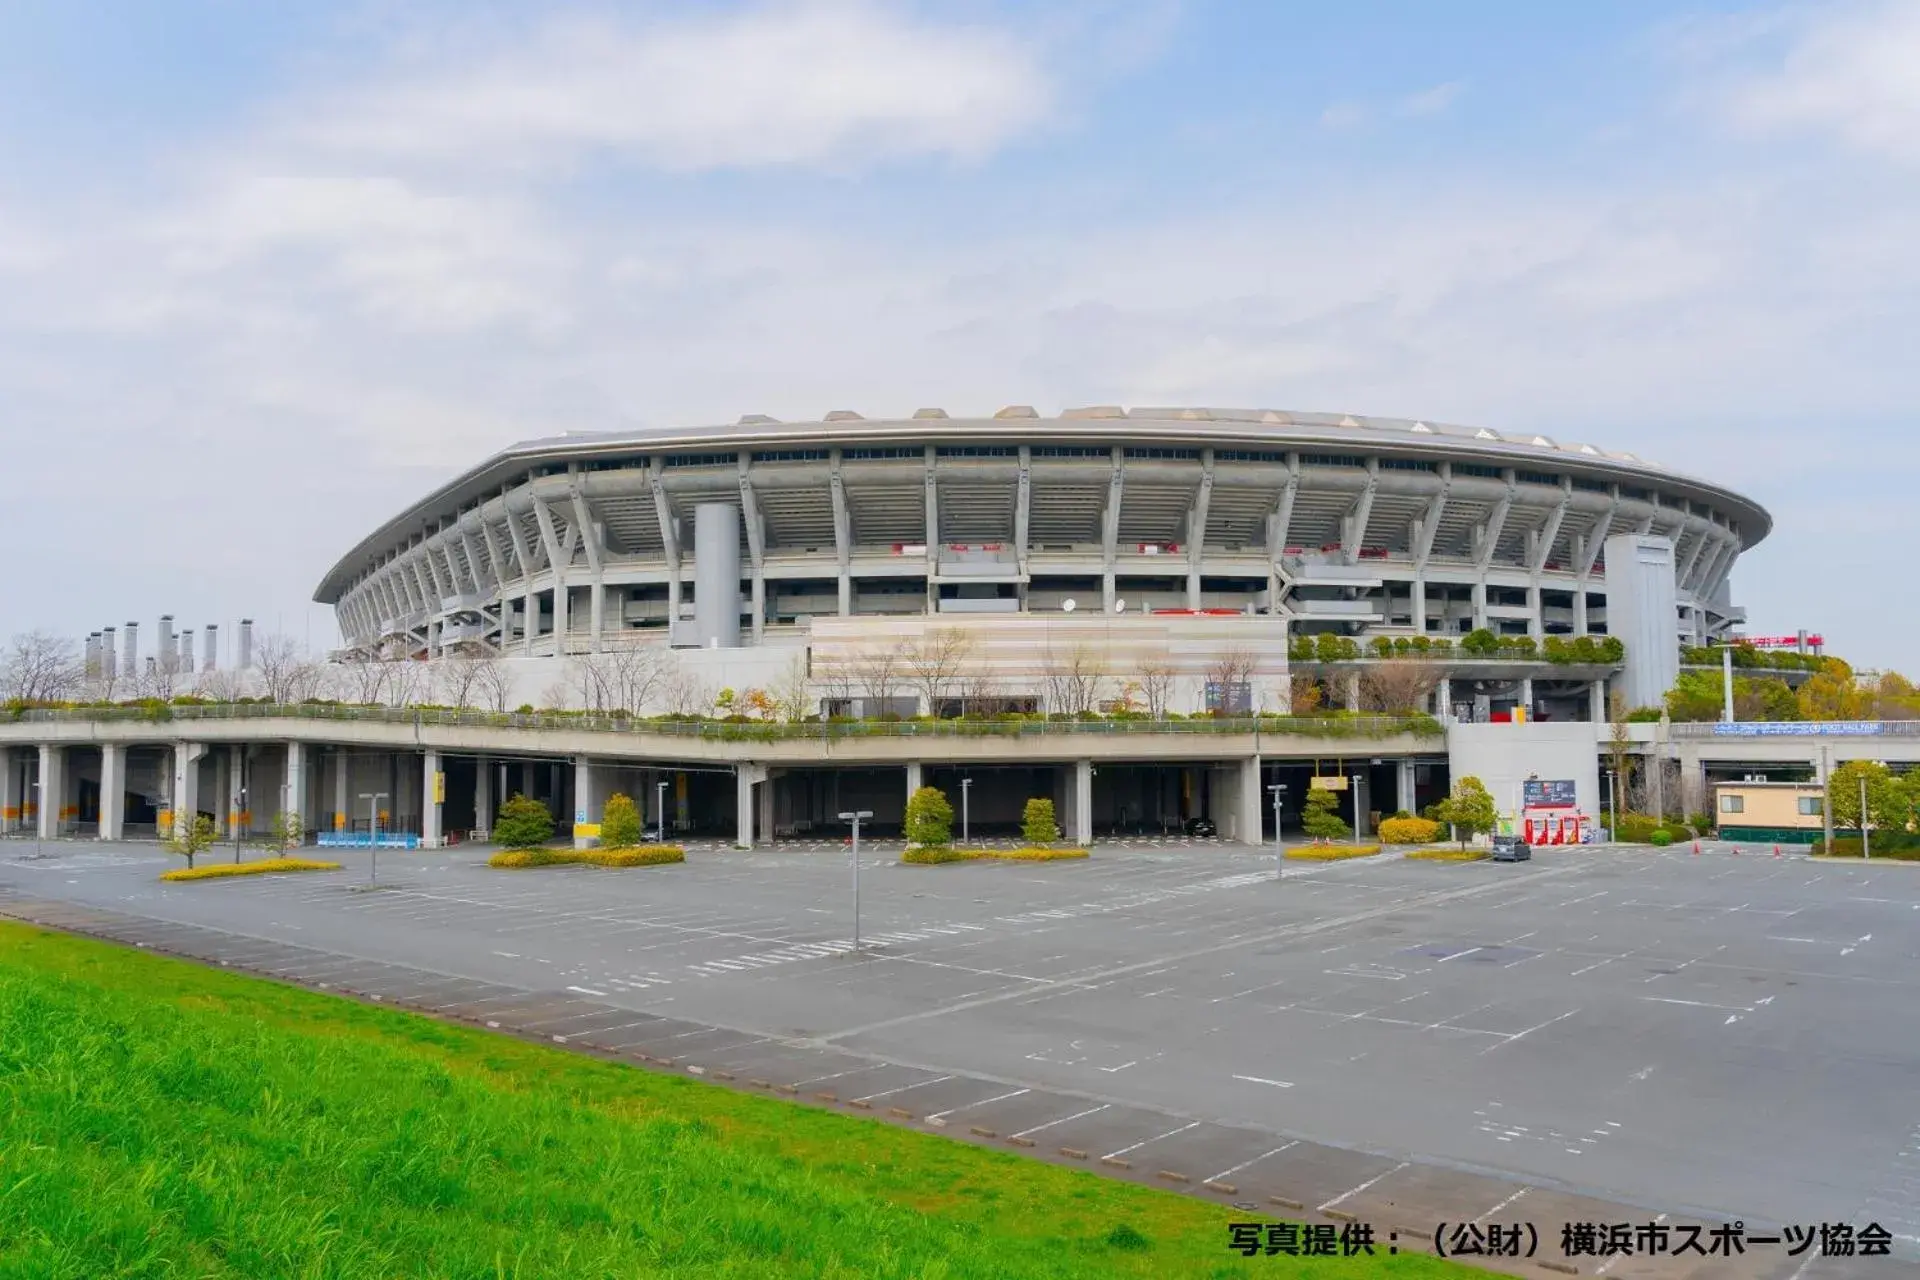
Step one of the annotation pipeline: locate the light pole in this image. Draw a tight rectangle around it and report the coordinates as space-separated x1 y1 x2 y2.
233 785 247 863
960 777 972 847
839 809 872 953
30 778 40 860
1604 769 1615 835
1862 774 1871 861
359 791 388 883
655 779 669 844
1267 782 1287 880
1350 773 1363 840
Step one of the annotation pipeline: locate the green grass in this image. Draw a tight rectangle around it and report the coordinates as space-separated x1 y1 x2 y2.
0 923 1481 1279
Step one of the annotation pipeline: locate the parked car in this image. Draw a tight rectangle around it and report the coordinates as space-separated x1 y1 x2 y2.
1490 834 1532 862
1184 816 1218 838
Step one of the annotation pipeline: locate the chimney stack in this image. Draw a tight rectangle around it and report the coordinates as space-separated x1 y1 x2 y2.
181 629 195 676
158 616 176 674
204 624 218 672
85 633 101 678
238 619 254 670
123 622 139 675
102 627 117 679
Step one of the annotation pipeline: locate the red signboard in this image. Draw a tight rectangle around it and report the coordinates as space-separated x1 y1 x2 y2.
1734 635 1823 650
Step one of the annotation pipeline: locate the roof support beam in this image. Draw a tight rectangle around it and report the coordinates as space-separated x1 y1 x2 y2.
649 459 681 630
1579 499 1616 581
1474 473 1516 572
1101 447 1124 612
1532 480 1571 574
569 486 605 650
923 446 939 614
1014 446 1032 580
1187 449 1214 608
738 453 766 642
1267 453 1301 564
829 449 851 616
1412 466 1450 570
1342 458 1378 565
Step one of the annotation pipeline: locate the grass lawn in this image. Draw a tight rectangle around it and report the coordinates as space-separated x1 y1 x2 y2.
0 922 1483 1279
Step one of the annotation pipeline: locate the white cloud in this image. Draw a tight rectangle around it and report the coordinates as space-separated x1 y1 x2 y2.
280 1 1056 175
1400 81 1464 116
1705 0 1920 162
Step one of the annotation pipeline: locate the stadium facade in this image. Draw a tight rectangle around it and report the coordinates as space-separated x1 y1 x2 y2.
315 406 1769 718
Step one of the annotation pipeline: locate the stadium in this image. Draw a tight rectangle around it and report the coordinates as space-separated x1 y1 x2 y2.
315 405 1770 721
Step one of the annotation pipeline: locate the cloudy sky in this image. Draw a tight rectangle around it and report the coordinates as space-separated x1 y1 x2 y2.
1 0 1914 668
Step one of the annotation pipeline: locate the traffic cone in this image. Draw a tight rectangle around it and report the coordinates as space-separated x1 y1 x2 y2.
1731 846 1740 856
1773 845 1781 858
1692 841 1700 855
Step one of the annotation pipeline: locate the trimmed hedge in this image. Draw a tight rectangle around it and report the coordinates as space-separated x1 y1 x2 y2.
1378 816 1442 844
1406 848 1489 862
901 846 1091 865
1811 836 1920 860
489 846 685 869
1648 829 1675 847
1283 844 1383 861
902 846 968 865
161 858 342 883
988 847 1090 861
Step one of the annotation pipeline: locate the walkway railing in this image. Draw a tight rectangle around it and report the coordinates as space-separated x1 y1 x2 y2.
5 702 1443 742
1668 720 1920 739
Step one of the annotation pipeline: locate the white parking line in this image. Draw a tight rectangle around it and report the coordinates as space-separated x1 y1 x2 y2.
927 1087 1028 1122
1231 1074 1294 1089
1209 1142 1297 1183
1011 1104 1111 1139
1102 1121 1200 1160
1474 1187 1529 1224
1318 1162 1408 1212
852 1075 954 1104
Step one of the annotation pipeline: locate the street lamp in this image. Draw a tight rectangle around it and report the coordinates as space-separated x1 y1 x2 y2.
1267 782 1287 881
839 809 873 953
1350 773 1363 840
960 777 972 846
1862 773 1871 861
655 779 670 844
359 791 388 883
233 786 247 863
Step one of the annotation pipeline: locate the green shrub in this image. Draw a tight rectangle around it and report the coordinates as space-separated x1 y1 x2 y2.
598 793 643 849
1022 798 1059 845
1611 813 1664 843
905 786 954 846
901 846 967 865
1301 786 1352 841
1378 816 1442 844
1406 848 1489 862
1428 776 1496 847
489 846 684 869
1648 829 1674 847
493 794 555 850
1284 844 1382 861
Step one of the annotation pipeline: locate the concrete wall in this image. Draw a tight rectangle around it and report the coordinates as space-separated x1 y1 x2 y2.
1447 721 1602 822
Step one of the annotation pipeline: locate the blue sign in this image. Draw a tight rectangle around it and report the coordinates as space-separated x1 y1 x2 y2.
317 832 420 849
1711 722 1884 737
1523 779 1578 809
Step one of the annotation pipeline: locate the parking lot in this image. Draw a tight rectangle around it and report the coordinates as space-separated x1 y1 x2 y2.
4 835 1918 1271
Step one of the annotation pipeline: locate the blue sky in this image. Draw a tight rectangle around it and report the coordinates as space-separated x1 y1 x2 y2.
0 0 1914 668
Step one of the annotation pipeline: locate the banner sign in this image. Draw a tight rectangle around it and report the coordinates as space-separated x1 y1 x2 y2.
1711 722 1883 737
1523 779 1578 809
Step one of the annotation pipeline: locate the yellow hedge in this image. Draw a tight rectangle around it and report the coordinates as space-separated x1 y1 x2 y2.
489 846 685 869
1283 844 1383 861
1406 848 1489 862
988 847 1089 861
161 858 342 883
902 846 1091 865
1378 816 1442 844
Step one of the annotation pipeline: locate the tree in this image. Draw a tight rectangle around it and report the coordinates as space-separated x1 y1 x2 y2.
330 656 394 706
253 634 322 704
1204 647 1258 716
1605 692 1635 824
1301 786 1352 842
471 654 514 713
1288 675 1326 716
493 793 555 850
1828 760 1903 834
769 653 812 723
905 786 954 847
599 793 643 849
166 813 220 871
1041 643 1107 716
852 647 903 717
1357 660 1440 715
1871 671 1920 721
906 628 976 718
270 810 305 852
1430 776 1497 848
1798 659 1870 721
0 631 83 704
1136 653 1177 720
439 657 488 710
1022 797 1059 845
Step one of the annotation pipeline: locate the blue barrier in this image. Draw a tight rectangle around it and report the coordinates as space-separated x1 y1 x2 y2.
317 832 420 849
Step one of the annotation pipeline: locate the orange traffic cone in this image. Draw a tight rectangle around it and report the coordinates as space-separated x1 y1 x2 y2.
1692 841 1700 855
1773 845 1781 858
1731 846 1740 856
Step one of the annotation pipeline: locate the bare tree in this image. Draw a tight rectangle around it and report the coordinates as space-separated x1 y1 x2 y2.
662 661 712 717
471 653 514 713
815 652 855 716
330 656 394 706
1288 674 1326 715
1136 652 1177 720
134 656 182 702
253 634 322 704
905 628 975 719
853 646 904 717
1203 646 1259 715
769 652 812 723
194 666 251 703
1606 691 1636 818
384 659 427 709
1 631 83 703
1041 643 1108 716
1356 660 1440 714
439 657 488 710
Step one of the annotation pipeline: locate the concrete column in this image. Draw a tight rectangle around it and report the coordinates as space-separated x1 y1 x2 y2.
1589 680 1607 723
589 583 605 652
837 573 852 617
171 742 203 837
905 761 923 799
1437 677 1452 722
474 757 492 840
519 761 534 803
283 741 307 841
423 750 444 849
571 755 593 849
1574 589 1590 636
735 765 756 849
1471 579 1488 631
523 586 538 652
37 744 65 839
1411 577 1427 633
553 583 571 652
693 503 743 648
1520 677 1535 721
227 744 247 840
758 771 776 843
1527 582 1544 640
332 751 349 832
97 744 125 841
1397 758 1418 816
0 748 17 834
1238 756 1263 846
1074 759 1094 846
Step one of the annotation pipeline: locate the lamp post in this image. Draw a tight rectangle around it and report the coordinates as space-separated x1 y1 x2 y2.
1862 774 1871 861
1267 782 1287 881
233 785 247 863
960 777 972 846
359 791 388 883
1604 769 1615 836
655 779 670 844
839 810 873 953
1350 773 1363 840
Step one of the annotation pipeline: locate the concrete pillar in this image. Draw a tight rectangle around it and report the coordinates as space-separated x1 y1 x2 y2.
171 742 203 837
1589 680 1607 723
1527 582 1543 640
837 572 852 617
98 744 124 841
1238 755 1263 846
1575 589 1590 636
523 586 538 652
0 748 16 834
693 503 743 648
1520 677 1535 721
905 761 923 799
571 755 592 849
283 741 307 842
1396 758 1418 816
474 757 491 840
227 744 247 840
553 583 571 652
423 750 444 849
332 751 349 832
758 770 776 843
37 744 64 839
1471 579 1488 631
589 583 605 652
519 760 534 803
735 765 756 849
1437 677 1452 722
1073 759 1094 846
